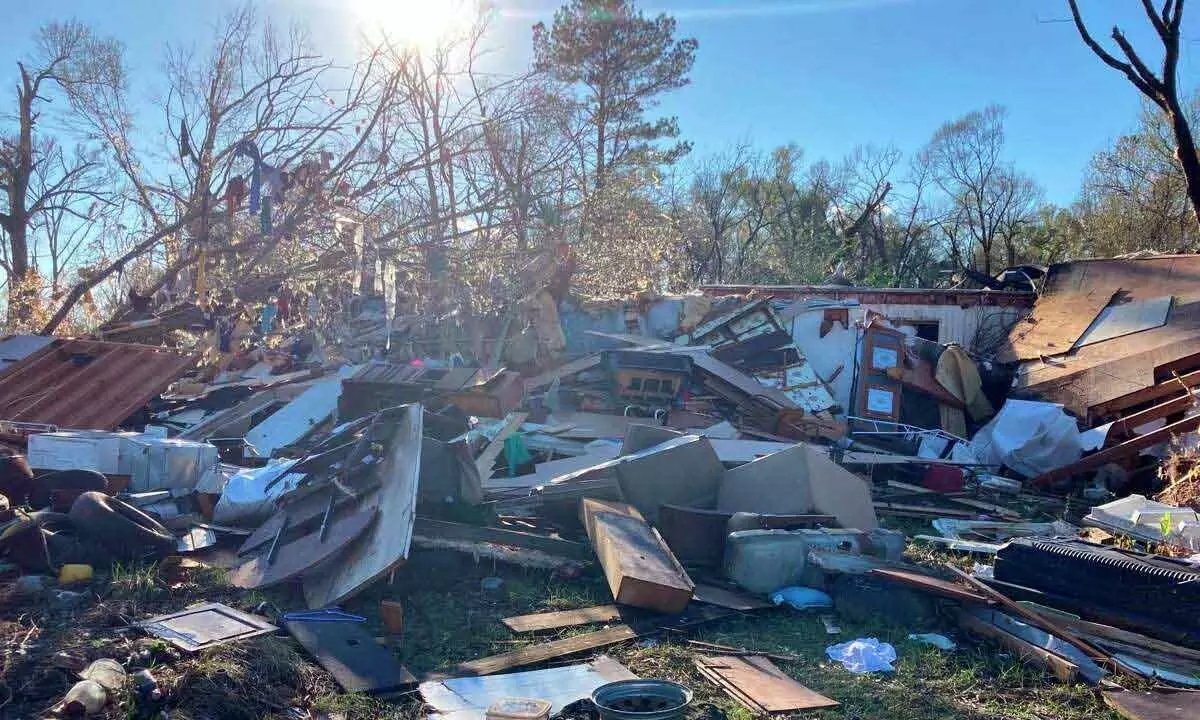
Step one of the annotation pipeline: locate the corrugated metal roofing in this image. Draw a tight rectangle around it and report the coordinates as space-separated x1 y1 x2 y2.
0 339 197 431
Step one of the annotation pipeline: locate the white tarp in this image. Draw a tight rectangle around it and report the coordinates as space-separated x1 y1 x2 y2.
971 400 1084 478
212 458 303 525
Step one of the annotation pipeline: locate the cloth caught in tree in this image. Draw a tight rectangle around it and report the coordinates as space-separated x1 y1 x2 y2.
235 139 263 213
179 120 193 159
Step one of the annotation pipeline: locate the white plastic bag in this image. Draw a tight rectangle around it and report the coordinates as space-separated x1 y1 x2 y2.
825 638 897 673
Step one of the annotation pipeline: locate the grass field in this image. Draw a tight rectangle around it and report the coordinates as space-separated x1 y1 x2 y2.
0 541 1127 720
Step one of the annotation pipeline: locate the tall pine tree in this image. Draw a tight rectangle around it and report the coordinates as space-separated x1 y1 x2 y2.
533 0 697 190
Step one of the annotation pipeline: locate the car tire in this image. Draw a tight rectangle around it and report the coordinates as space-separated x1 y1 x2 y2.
68 492 176 560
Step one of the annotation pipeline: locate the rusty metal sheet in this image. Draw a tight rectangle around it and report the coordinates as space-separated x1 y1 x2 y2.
0 339 196 432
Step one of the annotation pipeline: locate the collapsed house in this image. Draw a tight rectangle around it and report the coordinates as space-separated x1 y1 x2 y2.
0 256 1198 719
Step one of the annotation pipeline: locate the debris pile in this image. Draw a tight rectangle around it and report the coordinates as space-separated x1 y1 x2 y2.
2 258 1200 719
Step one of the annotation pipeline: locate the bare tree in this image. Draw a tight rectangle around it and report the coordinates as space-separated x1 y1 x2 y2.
1067 0 1200 243
44 5 416 333
924 106 1041 275
0 21 121 326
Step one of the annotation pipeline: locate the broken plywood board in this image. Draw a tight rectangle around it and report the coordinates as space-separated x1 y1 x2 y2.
245 366 357 457
229 505 377 590
285 617 416 694
134 603 277 652
580 498 695 614
615 435 725 521
694 655 838 713
303 404 422 609
422 656 637 720
501 605 624 633
524 354 602 391
1001 262 1121 361
1103 690 1200 720
717 443 878 530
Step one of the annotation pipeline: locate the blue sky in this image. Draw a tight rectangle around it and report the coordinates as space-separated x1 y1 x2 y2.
4 0 1195 205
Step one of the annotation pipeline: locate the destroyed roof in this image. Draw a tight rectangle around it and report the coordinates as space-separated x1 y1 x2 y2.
0 338 197 432
1006 255 1200 417
699 284 1034 307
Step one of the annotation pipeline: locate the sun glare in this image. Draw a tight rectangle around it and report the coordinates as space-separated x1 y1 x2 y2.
348 0 482 54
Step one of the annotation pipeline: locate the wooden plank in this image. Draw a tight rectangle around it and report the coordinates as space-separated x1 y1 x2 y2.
944 564 1114 668
524 355 601 391
885 480 1022 519
871 568 991 604
456 624 640 676
285 617 417 694
955 610 1079 683
501 605 624 633
455 606 730 677
1105 391 1198 442
1091 366 1200 420
230 505 377 589
1034 412 1200 486
872 502 978 519
1103 690 1200 720
476 412 529 479
303 405 422 609
412 517 591 562
694 656 838 712
1043 614 1200 665
580 498 694 614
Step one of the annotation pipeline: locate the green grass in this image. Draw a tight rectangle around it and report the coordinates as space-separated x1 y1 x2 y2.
1 543 1130 720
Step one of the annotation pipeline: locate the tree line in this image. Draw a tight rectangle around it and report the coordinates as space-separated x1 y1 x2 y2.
1 0 1199 336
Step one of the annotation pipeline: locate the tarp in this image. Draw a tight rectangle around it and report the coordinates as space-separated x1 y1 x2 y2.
971 400 1083 478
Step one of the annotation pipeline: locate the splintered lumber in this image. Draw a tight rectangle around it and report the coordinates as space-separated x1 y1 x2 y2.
694 655 838 713
870 568 991 605
1103 690 1200 720
456 625 641 677
580 498 694 614
476 412 529 479
944 564 1114 669
524 354 602 391
501 605 624 633
1034 413 1200 486
955 610 1080 683
412 517 591 562
884 480 1022 519
455 605 730 677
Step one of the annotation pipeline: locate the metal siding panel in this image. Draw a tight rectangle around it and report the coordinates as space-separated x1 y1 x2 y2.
0 339 196 431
